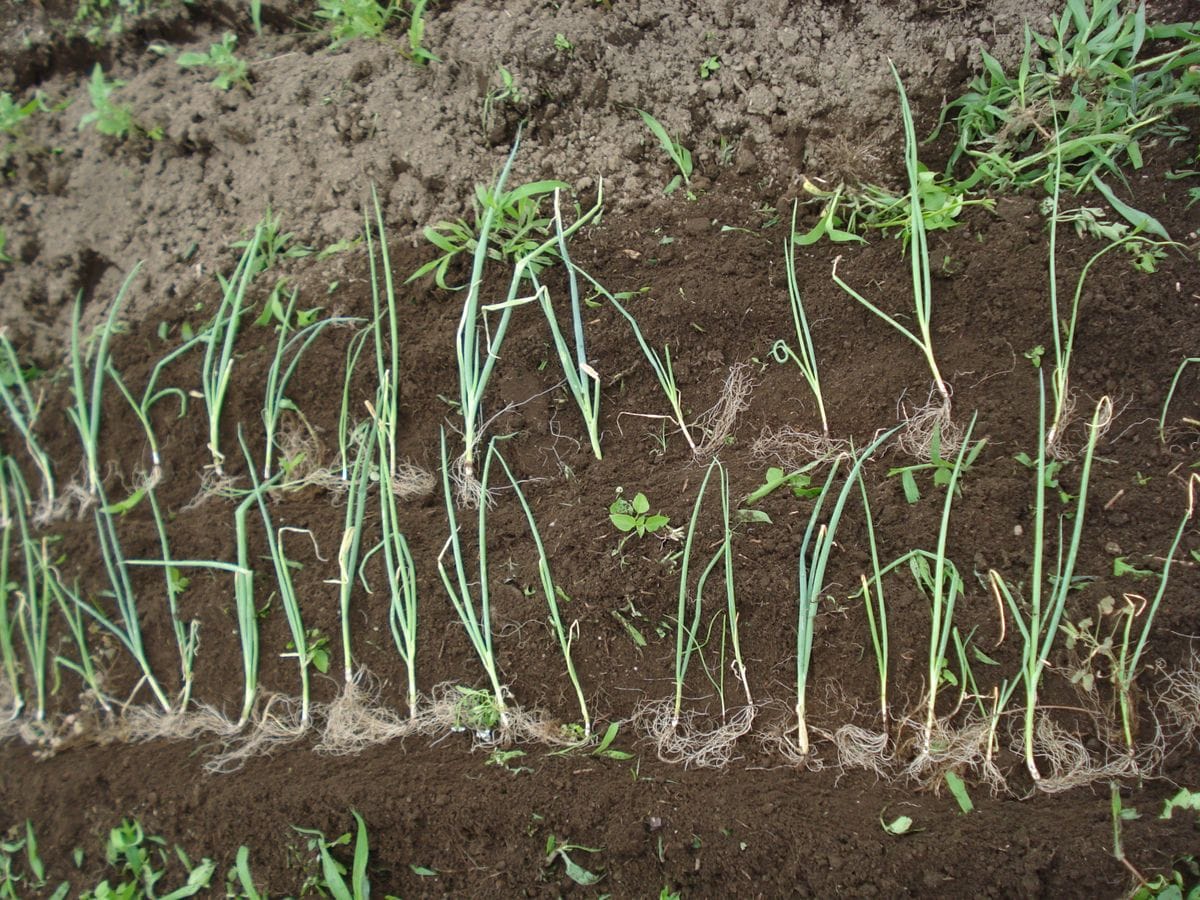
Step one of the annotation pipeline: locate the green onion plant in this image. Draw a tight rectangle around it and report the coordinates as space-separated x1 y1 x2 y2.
526 186 606 459
368 371 420 718
1158 357 1199 443
67 266 139 503
772 201 830 436
436 429 507 731
833 65 950 412
242 437 317 727
790 425 899 758
988 381 1109 782
1111 473 1198 754
200 226 263 473
0 458 23 718
0 334 55 517
606 294 697 454
492 448 591 737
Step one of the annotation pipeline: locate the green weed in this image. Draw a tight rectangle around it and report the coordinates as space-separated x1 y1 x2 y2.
402 0 438 64
177 32 250 91
934 1 1199 227
408 175 570 290
609 490 670 538
638 109 693 195
316 0 396 46
0 92 44 138
78 65 133 137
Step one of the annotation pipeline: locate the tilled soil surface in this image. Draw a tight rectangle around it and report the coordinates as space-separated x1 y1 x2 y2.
2 0 1199 895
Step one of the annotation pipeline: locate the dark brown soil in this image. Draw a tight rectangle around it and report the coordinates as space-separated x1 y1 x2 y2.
3 0 1200 896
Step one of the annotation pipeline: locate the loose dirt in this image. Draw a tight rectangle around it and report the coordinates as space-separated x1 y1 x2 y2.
2 0 1199 895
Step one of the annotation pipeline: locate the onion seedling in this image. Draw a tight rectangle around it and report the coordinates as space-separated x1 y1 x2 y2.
833 65 951 444
456 137 594 503
47 569 112 714
0 334 55 518
366 184 400 466
1111 473 1198 754
10 483 52 722
243 436 318 727
67 266 139 503
606 295 697 454
437 428 507 731
639 458 755 767
1158 357 1199 443
368 371 420 718
82 479 172 712
525 186 606 459
337 329 372 481
789 425 899 759
772 201 830 436
333 415 376 690
915 413 977 755
144 485 198 710
858 476 889 737
261 287 357 480
0 459 23 717
1043 141 1172 454
988 381 1109 782
132 483 259 724
491 448 590 737
200 225 264 473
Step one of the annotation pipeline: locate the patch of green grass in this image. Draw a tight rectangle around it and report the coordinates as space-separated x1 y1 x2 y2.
408 175 570 290
932 1 1199 226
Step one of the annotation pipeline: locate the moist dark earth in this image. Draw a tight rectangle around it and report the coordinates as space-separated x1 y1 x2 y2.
2 0 1200 896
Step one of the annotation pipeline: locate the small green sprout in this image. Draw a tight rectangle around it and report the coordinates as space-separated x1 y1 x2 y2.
699 56 721 79
403 0 439 65
1024 345 1045 367
638 109 693 195
744 465 822 505
177 32 250 90
554 33 574 54
79 65 135 138
316 0 395 46
0 91 44 137
881 813 914 836
544 835 603 886
609 490 670 537
481 66 521 133
888 423 987 504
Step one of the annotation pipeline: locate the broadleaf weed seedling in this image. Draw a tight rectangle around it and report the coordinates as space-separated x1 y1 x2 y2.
609 490 670 538
409 171 572 291
177 32 250 91
316 0 397 47
79 65 158 139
